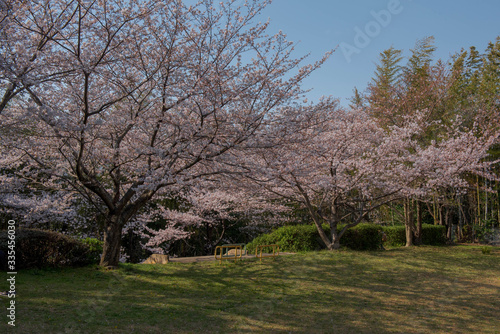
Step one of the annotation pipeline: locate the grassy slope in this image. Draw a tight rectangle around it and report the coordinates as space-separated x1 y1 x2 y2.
1 246 499 334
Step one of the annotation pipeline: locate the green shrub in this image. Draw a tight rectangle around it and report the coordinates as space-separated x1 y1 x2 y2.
481 246 492 255
247 225 318 253
382 224 447 246
246 230 282 253
272 225 320 252
340 223 384 251
0 228 94 269
383 225 406 247
421 224 446 245
247 223 384 252
81 237 103 263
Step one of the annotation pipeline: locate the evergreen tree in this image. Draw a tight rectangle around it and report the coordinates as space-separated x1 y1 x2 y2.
359 36 500 245
405 36 436 80
479 37 500 112
349 86 365 109
366 46 403 126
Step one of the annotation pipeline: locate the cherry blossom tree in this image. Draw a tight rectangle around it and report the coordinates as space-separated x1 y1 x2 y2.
131 182 288 256
0 0 329 266
247 101 499 250
402 117 499 245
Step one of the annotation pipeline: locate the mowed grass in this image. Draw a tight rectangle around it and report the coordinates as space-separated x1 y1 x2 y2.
1 246 499 334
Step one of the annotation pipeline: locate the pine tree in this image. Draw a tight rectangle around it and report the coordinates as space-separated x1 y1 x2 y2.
405 36 436 80
479 37 500 112
365 46 403 126
349 86 365 109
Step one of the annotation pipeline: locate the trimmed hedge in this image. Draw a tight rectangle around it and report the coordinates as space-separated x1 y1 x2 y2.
382 226 406 247
341 224 383 251
247 223 384 253
421 224 447 245
382 224 447 246
0 228 97 269
246 223 447 253
247 225 320 253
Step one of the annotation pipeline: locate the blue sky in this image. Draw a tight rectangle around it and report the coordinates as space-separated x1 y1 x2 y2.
260 0 500 106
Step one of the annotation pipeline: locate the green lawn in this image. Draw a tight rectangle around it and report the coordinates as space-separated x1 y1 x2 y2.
1 246 499 333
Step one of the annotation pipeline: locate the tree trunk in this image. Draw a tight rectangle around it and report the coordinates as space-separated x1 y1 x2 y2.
458 196 465 241
445 207 452 241
330 226 341 250
405 223 413 247
485 178 488 222
312 221 333 250
433 196 439 225
415 200 423 245
476 175 481 225
307 209 335 250
439 205 444 225
497 180 500 226
100 216 124 267
405 198 414 247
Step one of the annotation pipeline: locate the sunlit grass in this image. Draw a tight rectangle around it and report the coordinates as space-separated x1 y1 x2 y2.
1 245 499 333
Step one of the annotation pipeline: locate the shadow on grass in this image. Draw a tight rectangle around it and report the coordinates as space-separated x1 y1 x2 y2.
2 246 499 334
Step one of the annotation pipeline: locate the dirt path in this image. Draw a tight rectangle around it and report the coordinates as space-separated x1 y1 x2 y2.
167 252 295 264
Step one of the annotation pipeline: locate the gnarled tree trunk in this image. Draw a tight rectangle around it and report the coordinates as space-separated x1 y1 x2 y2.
330 226 341 250
100 215 124 267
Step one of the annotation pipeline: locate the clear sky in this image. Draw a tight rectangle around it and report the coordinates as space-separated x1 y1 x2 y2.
260 0 500 106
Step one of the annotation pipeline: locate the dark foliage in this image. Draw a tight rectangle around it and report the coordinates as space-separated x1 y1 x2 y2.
382 224 447 246
0 228 95 269
247 223 385 252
